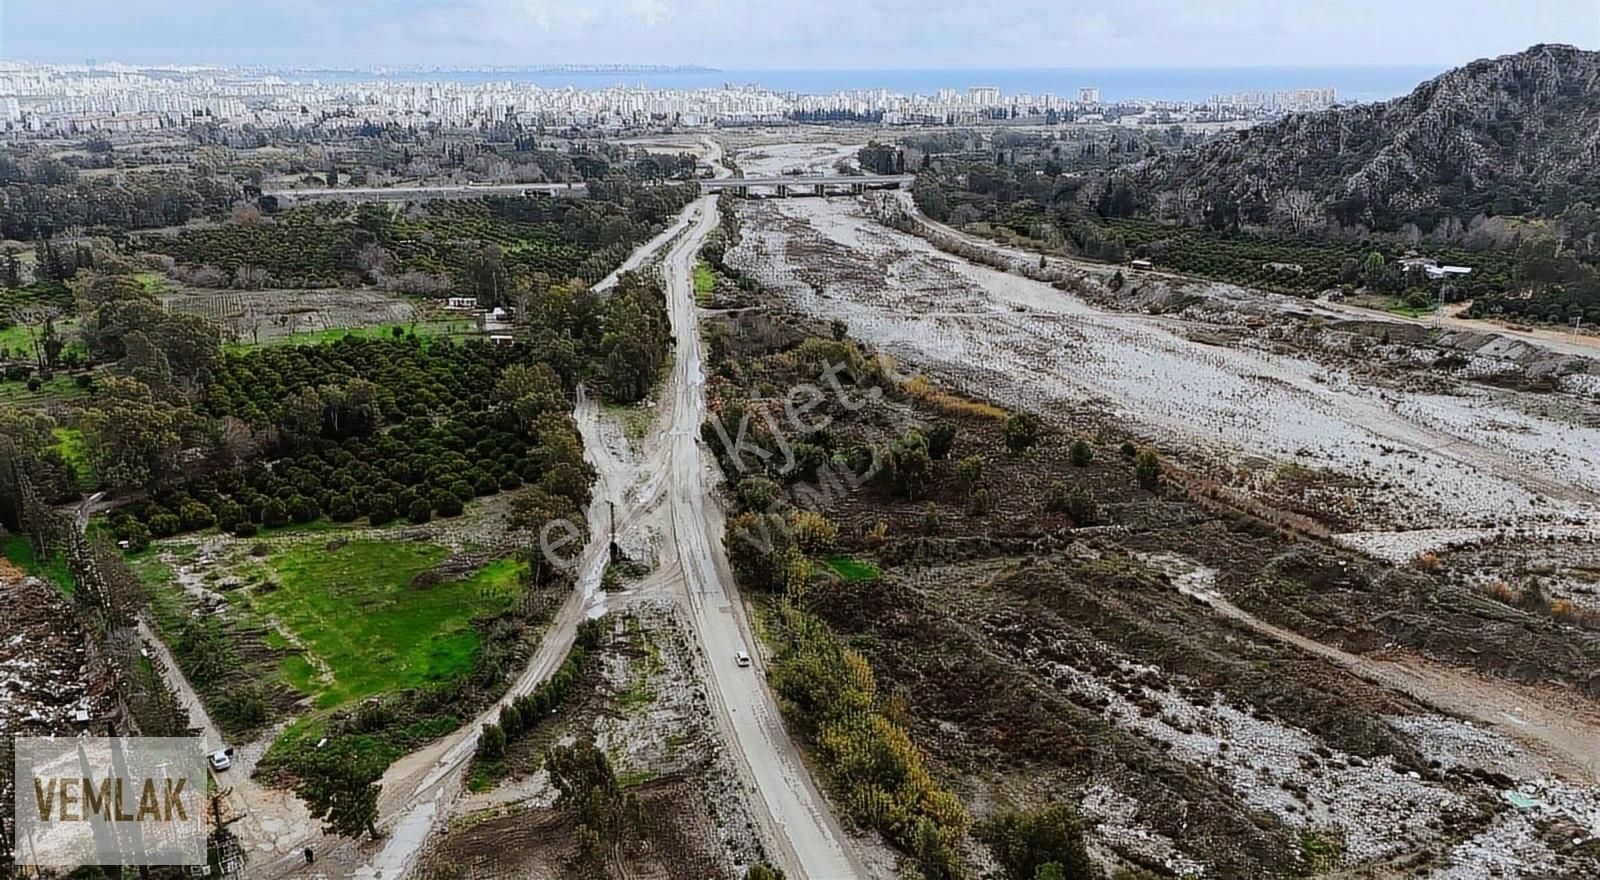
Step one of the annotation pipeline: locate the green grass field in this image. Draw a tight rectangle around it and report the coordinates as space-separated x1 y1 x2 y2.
693 260 715 305
1 533 76 595
52 426 93 488
823 554 880 583
0 373 90 407
250 541 524 708
133 272 170 295
0 318 83 364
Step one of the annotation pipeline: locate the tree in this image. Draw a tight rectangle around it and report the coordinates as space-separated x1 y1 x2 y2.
79 376 186 492
745 864 786 880
476 722 506 761
298 740 383 840
974 803 1097 880
545 738 637 840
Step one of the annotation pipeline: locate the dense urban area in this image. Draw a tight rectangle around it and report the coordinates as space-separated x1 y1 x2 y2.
2 39 1599 880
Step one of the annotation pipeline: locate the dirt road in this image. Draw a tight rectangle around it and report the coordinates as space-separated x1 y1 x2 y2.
1171 572 1600 783
658 195 867 880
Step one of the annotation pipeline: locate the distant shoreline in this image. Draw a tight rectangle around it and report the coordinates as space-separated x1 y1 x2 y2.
278 65 1441 103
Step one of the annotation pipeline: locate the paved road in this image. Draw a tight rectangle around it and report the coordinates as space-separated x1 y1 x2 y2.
657 195 865 880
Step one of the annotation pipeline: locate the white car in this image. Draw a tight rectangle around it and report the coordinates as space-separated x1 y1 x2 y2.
734 650 752 668
208 749 233 772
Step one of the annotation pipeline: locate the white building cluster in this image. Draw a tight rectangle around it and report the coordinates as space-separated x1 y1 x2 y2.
0 61 1339 135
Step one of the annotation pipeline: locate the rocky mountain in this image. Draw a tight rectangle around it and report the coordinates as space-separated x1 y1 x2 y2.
1098 44 1600 235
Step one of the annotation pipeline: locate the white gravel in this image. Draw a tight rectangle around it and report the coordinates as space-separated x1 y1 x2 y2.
725 196 1598 533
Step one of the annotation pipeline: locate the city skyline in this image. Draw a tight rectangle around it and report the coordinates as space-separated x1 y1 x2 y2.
1 0 1594 70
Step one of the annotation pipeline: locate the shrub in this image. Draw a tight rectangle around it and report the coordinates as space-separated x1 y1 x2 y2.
1003 413 1041 451
476 722 506 761
178 501 216 531
261 498 289 528
1065 486 1097 525
974 803 1095 880
327 495 359 523
790 510 839 555
407 498 433 524
115 519 152 552
926 421 958 460
955 454 986 489
26 377 42 392
1133 448 1162 489
1119 440 1138 457
288 494 319 524
921 504 941 536
367 495 396 526
232 521 259 538
969 487 993 515
147 512 182 539
1068 439 1094 467
434 491 464 518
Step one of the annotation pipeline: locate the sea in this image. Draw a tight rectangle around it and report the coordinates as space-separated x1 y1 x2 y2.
292 66 1443 105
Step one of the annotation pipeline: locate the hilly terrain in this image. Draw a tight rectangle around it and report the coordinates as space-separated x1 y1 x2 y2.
1101 44 1600 235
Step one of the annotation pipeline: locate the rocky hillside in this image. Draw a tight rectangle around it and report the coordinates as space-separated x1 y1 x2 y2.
1100 44 1600 234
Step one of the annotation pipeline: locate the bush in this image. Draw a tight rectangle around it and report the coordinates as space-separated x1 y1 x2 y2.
232 521 259 538
790 510 839 555
178 501 216 531
288 494 319 524
926 421 958 460
147 512 182 539
1119 440 1138 457
327 495 359 523
955 454 986 488
969 487 993 515
407 498 433 524
367 494 396 526
1068 439 1094 467
974 803 1095 880
434 491 464 518
261 498 289 528
1003 413 1041 451
115 519 152 552
476 722 506 761
1133 448 1162 490
1065 486 1097 525
26 377 42 392
921 504 942 536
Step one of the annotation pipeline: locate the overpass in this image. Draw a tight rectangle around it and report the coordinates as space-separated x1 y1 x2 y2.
264 181 588 205
700 174 913 197
264 173 913 205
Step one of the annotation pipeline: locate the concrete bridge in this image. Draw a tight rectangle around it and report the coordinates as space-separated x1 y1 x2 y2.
264 173 912 205
700 174 912 197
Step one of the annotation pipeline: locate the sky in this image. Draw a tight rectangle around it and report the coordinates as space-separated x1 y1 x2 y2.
0 0 1595 70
